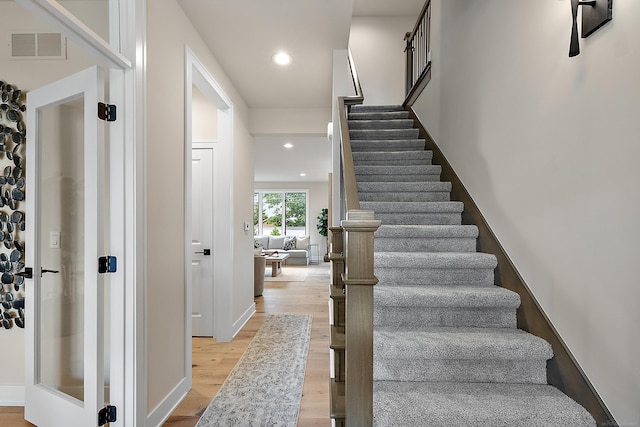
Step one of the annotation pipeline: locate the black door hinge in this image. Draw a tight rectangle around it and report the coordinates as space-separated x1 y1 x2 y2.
98 102 116 122
98 405 116 426
98 256 117 274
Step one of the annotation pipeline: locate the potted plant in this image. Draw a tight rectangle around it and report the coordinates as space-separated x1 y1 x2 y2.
317 208 328 261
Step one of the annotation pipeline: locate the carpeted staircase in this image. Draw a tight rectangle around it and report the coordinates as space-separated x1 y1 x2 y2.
348 104 596 426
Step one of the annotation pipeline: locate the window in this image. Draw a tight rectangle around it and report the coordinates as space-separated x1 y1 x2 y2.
253 191 308 236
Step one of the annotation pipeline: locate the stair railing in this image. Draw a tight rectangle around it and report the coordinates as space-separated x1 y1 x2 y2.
339 50 364 212
330 50 381 426
404 0 432 106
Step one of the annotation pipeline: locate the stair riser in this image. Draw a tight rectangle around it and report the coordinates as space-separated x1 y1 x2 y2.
360 192 450 203
373 359 548 384
351 141 425 152
350 129 420 140
374 237 476 252
374 307 517 328
375 267 494 286
373 213 462 225
348 120 415 130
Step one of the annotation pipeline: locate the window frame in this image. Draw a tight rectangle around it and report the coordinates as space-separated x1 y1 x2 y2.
254 189 309 237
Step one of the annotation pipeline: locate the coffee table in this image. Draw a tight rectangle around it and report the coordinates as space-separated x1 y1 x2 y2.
264 253 290 277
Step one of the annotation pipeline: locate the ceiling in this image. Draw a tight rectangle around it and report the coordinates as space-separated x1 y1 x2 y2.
176 0 425 182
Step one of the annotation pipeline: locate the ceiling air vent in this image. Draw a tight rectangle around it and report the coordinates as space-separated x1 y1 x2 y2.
11 33 67 60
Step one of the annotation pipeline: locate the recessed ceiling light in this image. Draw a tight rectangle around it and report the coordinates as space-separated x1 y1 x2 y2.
283 143 294 149
299 173 306 177
273 51 291 66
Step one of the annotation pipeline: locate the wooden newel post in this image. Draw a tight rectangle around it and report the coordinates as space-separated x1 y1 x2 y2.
342 210 380 426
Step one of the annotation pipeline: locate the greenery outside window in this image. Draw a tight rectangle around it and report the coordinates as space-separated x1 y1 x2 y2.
254 191 308 236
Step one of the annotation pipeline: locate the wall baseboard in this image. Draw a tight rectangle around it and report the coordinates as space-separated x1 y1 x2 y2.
146 377 190 427
0 386 25 406
407 107 618 427
226 303 256 342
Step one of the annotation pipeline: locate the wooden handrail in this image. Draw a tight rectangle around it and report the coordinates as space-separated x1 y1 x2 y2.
338 97 360 211
338 50 364 212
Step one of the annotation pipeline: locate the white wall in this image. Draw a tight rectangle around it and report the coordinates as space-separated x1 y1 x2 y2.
412 1 640 424
192 85 217 142
349 16 415 106
254 182 330 257
146 0 254 417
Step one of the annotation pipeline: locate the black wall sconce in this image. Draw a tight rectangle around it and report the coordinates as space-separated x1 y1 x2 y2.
569 0 613 57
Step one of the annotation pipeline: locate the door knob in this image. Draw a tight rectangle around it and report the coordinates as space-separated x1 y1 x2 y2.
194 249 211 256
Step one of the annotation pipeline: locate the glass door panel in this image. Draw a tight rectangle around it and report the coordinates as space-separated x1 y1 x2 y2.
38 97 86 402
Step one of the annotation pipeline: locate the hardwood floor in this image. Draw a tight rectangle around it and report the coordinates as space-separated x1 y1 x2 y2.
164 262 332 426
0 263 331 427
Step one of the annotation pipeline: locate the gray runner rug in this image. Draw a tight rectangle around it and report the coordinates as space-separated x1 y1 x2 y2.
196 314 312 427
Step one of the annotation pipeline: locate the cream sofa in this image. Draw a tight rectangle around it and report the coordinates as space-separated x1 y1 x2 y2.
254 235 310 265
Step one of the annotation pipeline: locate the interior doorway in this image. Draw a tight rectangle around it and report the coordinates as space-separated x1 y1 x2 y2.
184 47 235 352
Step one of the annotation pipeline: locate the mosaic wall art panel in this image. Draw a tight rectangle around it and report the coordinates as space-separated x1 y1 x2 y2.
0 80 26 329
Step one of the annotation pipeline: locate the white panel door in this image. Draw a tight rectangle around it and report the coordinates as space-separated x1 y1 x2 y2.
24 66 107 427
191 147 214 336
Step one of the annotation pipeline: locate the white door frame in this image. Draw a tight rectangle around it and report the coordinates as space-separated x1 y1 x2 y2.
14 1 144 426
184 48 235 349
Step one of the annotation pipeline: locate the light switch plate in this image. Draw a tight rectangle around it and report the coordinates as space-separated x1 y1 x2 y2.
49 231 60 248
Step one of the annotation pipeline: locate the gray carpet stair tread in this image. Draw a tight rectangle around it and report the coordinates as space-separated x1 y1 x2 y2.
374 252 497 269
359 181 449 193
374 285 520 309
348 119 415 129
352 150 432 162
350 104 404 112
375 224 478 238
350 139 426 152
350 128 420 139
362 201 462 213
374 326 553 360
349 111 409 120
373 381 596 427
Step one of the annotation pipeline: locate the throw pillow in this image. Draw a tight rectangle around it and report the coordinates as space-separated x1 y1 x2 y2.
254 236 269 249
296 235 310 250
283 236 297 250
268 236 286 250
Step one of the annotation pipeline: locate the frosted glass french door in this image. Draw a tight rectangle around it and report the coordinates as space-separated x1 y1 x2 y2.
25 66 107 427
